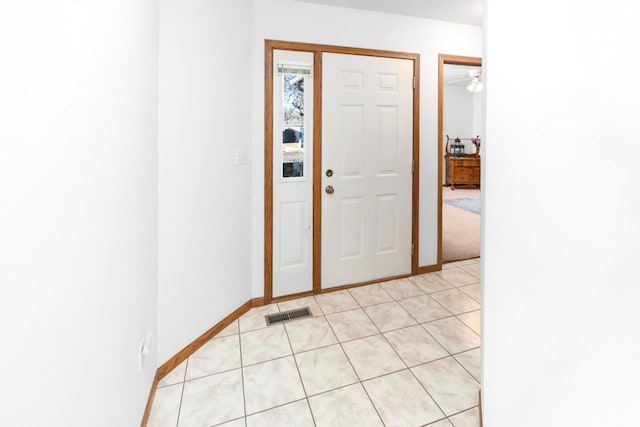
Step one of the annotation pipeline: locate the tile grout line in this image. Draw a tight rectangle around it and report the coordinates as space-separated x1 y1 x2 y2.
282 315 318 426
238 327 248 426
278 316 318 426
317 300 386 426
358 297 451 424
173 358 189 427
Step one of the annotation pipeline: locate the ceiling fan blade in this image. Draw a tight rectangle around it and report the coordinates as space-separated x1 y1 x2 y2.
445 76 473 85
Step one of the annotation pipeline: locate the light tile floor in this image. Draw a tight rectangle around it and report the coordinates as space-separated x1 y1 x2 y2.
149 259 481 427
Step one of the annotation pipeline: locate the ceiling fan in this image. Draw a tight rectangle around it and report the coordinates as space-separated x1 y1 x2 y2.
446 69 484 92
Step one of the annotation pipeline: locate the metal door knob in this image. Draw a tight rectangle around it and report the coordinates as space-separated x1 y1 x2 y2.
325 185 334 194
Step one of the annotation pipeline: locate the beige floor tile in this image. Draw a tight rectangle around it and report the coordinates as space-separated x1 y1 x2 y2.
243 356 305 415
435 268 479 287
240 325 291 366
285 316 337 353
186 335 240 380
398 294 452 323
460 263 481 279
422 317 480 354
295 344 358 396
409 273 455 294
239 304 280 333
430 288 480 315
348 283 394 307
147 383 182 427
216 418 246 427
216 320 239 338
428 419 454 427
453 258 478 267
449 406 480 427
363 301 417 332
341 334 406 380
412 357 480 416
157 360 186 388
380 278 425 299
384 325 448 367
326 308 379 342
459 283 481 303
315 290 360 314
364 370 445 426
246 399 314 427
454 348 481 383
178 369 244 427
308 384 383 427
456 310 481 335
278 296 323 317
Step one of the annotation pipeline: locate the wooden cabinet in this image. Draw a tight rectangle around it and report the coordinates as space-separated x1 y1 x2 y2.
446 156 481 190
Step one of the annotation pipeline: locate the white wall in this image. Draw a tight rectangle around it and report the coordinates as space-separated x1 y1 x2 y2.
250 0 482 294
444 86 474 142
483 0 640 425
158 0 254 363
0 1 158 426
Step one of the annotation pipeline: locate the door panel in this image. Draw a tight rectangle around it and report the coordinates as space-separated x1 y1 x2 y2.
322 53 413 289
272 50 314 298
279 201 305 267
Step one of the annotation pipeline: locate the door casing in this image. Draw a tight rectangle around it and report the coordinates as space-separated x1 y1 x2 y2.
264 40 421 304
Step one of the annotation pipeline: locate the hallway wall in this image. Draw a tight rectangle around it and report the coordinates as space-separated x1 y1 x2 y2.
158 0 254 363
483 0 640 425
0 1 159 425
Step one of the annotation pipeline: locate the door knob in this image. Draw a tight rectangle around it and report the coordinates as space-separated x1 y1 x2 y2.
325 185 334 194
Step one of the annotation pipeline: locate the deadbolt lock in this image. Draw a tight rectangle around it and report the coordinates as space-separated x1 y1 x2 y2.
326 169 333 177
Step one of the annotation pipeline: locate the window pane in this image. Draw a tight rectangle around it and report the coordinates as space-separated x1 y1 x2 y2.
282 74 305 178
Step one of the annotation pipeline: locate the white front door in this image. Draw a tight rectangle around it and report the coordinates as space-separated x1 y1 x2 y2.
321 53 414 288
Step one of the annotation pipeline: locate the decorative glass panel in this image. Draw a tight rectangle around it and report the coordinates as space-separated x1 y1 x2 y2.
282 73 305 178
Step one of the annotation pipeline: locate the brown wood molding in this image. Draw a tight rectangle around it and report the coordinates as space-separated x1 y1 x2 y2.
272 291 315 304
264 41 274 305
416 264 441 275
437 53 482 269
411 55 421 275
319 273 411 294
265 39 421 301
312 50 323 296
142 297 264 426
157 299 253 379
139 371 160 427
479 389 483 427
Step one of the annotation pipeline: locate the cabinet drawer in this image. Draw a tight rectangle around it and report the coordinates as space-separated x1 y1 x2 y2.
453 159 479 167
455 174 473 183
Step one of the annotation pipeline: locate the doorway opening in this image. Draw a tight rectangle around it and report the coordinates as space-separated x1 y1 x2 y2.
437 54 483 265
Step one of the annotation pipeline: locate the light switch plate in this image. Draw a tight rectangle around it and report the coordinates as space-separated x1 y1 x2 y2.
235 149 248 165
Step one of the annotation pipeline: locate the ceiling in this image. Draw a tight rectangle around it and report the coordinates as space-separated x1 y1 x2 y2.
294 0 483 26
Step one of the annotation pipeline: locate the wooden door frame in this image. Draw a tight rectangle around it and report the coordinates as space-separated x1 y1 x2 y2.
264 39 421 304
437 54 482 267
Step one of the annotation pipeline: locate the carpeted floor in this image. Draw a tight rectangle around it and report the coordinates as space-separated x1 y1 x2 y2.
442 186 481 263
